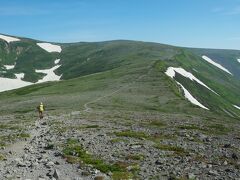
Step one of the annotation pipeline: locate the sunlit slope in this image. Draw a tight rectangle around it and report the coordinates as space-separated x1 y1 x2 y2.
190 48 240 79
0 34 60 82
0 34 239 118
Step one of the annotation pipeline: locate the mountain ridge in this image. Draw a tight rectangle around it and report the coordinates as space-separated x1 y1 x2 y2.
0 33 240 179
0 33 239 118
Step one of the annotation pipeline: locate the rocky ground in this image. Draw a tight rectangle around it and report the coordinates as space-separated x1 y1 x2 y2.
0 115 108 180
0 110 240 180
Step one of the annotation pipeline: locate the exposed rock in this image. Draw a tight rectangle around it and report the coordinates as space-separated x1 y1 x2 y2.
53 169 60 180
223 144 231 148
208 170 219 176
232 153 238 160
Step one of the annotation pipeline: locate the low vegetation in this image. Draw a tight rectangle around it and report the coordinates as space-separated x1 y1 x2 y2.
63 138 133 178
115 131 149 139
0 153 5 161
154 143 187 155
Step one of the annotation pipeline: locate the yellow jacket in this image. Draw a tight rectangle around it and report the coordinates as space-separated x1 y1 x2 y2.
39 104 44 112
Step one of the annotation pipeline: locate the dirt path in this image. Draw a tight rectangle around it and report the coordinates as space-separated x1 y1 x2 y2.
0 118 95 180
0 65 153 179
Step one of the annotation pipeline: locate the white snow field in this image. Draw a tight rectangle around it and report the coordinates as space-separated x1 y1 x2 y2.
202 55 232 75
35 65 61 83
37 43 62 53
0 60 62 92
15 73 25 79
0 34 20 43
54 59 60 64
165 67 218 95
4 64 15 70
165 67 209 110
233 105 240 110
176 81 209 110
0 73 32 93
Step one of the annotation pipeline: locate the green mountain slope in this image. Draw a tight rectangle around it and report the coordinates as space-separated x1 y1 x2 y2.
0 35 60 82
191 48 240 79
163 49 240 117
0 34 240 118
1 34 240 179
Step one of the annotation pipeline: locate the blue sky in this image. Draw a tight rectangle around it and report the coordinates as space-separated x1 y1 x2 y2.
0 0 240 49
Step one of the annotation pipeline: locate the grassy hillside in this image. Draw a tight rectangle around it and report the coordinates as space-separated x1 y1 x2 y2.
57 40 178 79
1 37 240 179
164 50 240 117
190 48 240 79
0 54 237 120
0 37 59 82
0 35 240 118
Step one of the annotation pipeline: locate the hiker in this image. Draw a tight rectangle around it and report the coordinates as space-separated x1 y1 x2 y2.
37 102 45 119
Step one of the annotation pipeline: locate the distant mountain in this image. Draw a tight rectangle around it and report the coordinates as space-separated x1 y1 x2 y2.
0 33 239 118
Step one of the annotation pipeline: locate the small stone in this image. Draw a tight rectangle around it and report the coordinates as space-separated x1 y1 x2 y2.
207 164 212 168
232 153 238 160
46 171 53 177
188 173 195 179
5 174 12 178
223 144 231 148
198 134 208 141
53 169 60 180
45 161 54 168
130 145 142 149
188 137 194 141
54 151 62 157
22 153 28 160
14 158 26 167
205 137 211 142
38 175 45 180
41 122 47 125
82 171 90 176
25 161 31 167
208 170 219 176
95 169 100 174
32 162 39 167
223 160 228 165
155 160 164 165
225 168 234 173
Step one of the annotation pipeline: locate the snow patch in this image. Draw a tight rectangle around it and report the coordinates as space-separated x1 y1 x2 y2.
176 81 209 110
237 59 240 63
15 73 25 80
0 62 62 92
0 73 32 93
35 65 61 83
37 43 62 53
0 64 62 92
54 59 60 64
233 105 240 110
0 34 20 43
165 67 218 95
4 64 15 70
202 55 232 75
